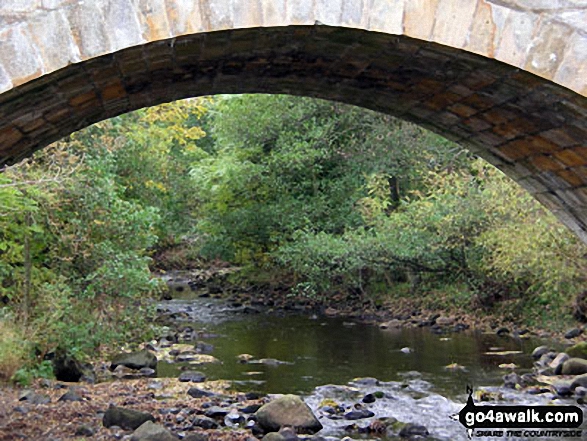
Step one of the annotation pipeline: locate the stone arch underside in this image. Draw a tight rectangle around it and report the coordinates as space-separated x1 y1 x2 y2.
0 2 586 242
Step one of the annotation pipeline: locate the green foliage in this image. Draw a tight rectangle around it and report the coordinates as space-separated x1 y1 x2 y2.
12 361 54 386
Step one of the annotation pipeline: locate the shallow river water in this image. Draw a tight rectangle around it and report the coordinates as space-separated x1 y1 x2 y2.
155 298 582 440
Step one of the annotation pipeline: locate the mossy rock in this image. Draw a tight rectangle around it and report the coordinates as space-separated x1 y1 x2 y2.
565 342 587 359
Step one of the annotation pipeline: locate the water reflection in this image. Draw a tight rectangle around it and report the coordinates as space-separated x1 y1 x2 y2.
157 299 546 398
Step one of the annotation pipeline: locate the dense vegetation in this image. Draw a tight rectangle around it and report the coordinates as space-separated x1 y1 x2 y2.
1 94 585 382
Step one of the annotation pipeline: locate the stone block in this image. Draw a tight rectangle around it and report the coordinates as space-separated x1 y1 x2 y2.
464 0 497 57
136 0 171 41
260 0 286 27
28 9 80 74
0 25 42 86
0 125 23 150
102 0 145 52
403 0 439 40
66 3 112 59
368 0 404 35
314 0 343 27
525 19 573 80
529 154 564 172
286 0 314 25
431 0 476 48
554 149 587 167
554 31 587 96
163 0 204 35
494 8 540 69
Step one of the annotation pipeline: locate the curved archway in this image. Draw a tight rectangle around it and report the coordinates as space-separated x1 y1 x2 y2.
0 1 586 240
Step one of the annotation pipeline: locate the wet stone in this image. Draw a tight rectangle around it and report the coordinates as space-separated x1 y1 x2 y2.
362 393 376 403
344 409 375 420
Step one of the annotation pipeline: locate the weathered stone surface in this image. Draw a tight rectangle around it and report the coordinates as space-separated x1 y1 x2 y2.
561 358 587 376
130 421 177 441
103 405 155 430
255 394 322 434
110 349 157 371
566 342 587 359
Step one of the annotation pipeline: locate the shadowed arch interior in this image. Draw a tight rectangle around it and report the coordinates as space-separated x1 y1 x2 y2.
0 26 586 241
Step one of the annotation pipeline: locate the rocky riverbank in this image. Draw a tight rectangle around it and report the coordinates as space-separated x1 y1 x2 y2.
2 270 586 440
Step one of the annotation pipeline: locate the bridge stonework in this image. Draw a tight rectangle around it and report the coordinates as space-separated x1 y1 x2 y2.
0 1 586 240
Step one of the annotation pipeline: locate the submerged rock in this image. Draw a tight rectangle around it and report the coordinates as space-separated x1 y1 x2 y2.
102 405 155 430
256 394 323 434
110 349 157 371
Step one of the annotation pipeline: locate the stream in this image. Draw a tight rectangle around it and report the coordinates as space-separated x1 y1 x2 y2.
153 296 584 440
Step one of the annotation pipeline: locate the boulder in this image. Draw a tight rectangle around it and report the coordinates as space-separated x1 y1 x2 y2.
191 416 219 430
18 390 50 405
130 421 176 441
565 328 583 339
561 358 587 375
187 387 216 398
256 395 323 434
571 374 587 390
549 353 570 375
532 346 551 359
565 342 587 359
103 405 155 430
111 350 157 371
58 390 83 402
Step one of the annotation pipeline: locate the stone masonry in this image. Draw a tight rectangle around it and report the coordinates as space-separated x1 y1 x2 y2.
0 0 586 241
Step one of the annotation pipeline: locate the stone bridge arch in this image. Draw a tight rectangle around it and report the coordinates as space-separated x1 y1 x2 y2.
0 1 586 240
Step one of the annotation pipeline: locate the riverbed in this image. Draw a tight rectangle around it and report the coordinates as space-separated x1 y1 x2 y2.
155 297 582 440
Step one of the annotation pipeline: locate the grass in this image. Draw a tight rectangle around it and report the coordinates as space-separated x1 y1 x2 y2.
0 315 31 382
